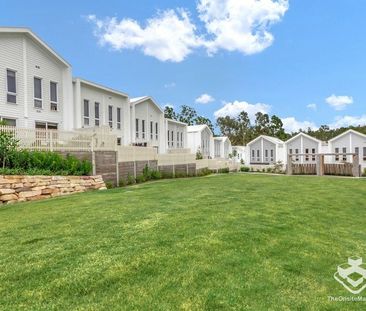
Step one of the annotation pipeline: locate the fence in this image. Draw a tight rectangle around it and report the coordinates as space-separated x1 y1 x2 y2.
287 153 361 177
117 146 158 162
196 159 239 171
0 125 116 151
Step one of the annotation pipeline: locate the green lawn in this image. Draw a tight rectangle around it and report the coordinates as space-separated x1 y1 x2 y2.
0 174 365 310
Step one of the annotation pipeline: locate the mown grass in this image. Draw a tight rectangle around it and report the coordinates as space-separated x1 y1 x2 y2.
0 174 365 310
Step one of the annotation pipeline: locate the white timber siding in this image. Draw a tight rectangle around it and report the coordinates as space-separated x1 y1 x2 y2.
73 79 130 146
165 119 187 150
131 97 165 152
0 30 73 130
286 133 321 163
187 125 213 158
248 136 284 165
329 130 366 168
214 139 222 158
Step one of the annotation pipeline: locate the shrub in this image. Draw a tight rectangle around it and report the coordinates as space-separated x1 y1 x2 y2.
218 167 229 174
196 150 203 160
135 175 146 184
363 168 366 177
105 181 114 189
119 179 127 187
150 170 162 180
161 171 174 179
126 173 136 185
240 159 245 165
273 161 284 174
0 129 19 169
240 166 250 172
266 167 273 173
175 171 187 178
197 168 212 177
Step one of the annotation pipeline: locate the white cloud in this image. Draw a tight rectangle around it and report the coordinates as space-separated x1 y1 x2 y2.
214 100 271 122
87 10 200 62
281 117 317 133
307 103 317 110
164 103 175 109
197 0 289 55
330 115 366 128
164 82 176 88
325 94 353 111
195 93 215 104
87 0 289 62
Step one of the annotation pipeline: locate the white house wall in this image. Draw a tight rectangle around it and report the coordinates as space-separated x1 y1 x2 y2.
166 120 187 150
286 135 320 163
0 32 72 129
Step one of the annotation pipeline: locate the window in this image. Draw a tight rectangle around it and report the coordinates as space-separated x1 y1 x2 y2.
270 149 274 161
142 120 145 139
35 121 58 130
50 82 58 111
150 121 153 140
94 102 100 126
177 132 180 148
252 149 255 159
305 148 309 161
136 119 139 138
256 149 260 162
83 100 89 126
335 148 339 161
155 122 158 140
34 77 42 108
289 149 292 158
6 69 16 103
108 105 113 128
181 132 183 147
342 147 347 161
0 117 16 126
117 137 122 146
265 149 268 161
117 107 121 130
167 130 170 146
171 130 174 147
295 149 299 161
312 148 316 161
363 147 366 161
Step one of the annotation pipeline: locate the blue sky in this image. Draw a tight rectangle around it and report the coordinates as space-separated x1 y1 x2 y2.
2 0 366 132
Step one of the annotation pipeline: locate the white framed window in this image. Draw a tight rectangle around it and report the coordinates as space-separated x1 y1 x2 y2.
117 137 122 146
363 147 366 161
83 99 89 126
256 149 260 162
305 148 309 161
312 148 316 161
117 107 121 130
108 105 113 128
34 77 42 108
181 132 183 147
342 147 347 161
94 102 100 126
142 120 145 139
0 116 16 126
6 69 17 103
252 149 255 160
155 122 158 140
150 121 153 140
167 130 170 146
295 149 299 161
335 147 339 161
50 81 58 111
136 119 139 138
270 149 274 161
35 121 58 130
171 130 174 147
265 149 268 161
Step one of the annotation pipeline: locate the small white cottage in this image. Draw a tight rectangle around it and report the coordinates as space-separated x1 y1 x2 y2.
285 132 323 163
187 124 213 158
213 137 232 159
247 135 285 165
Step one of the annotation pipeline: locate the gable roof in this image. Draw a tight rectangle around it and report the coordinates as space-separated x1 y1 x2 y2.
329 129 366 142
0 27 71 67
165 118 188 126
214 136 231 143
187 124 213 135
285 132 321 144
130 96 164 113
247 135 284 146
74 78 128 98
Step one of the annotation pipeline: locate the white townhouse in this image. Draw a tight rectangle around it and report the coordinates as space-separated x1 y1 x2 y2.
130 96 165 152
165 118 188 152
187 124 214 158
213 136 232 159
328 129 366 169
232 146 246 164
247 135 285 165
73 78 131 146
0 27 73 130
285 132 324 163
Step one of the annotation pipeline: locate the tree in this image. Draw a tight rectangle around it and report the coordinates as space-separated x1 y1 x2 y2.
164 106 177 120
254 112 271 136
269 115 287 140
237 111 251 145
177 105 198 125
195 116 215 134
216 115 240 144
0 128 19 169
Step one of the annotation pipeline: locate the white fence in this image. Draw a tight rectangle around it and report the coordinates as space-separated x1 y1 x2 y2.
0 126 116 151
117 146 158 162
158 153 196 166
196 159 239 171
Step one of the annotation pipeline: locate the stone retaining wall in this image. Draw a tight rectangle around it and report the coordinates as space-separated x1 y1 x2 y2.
0 175 106 205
